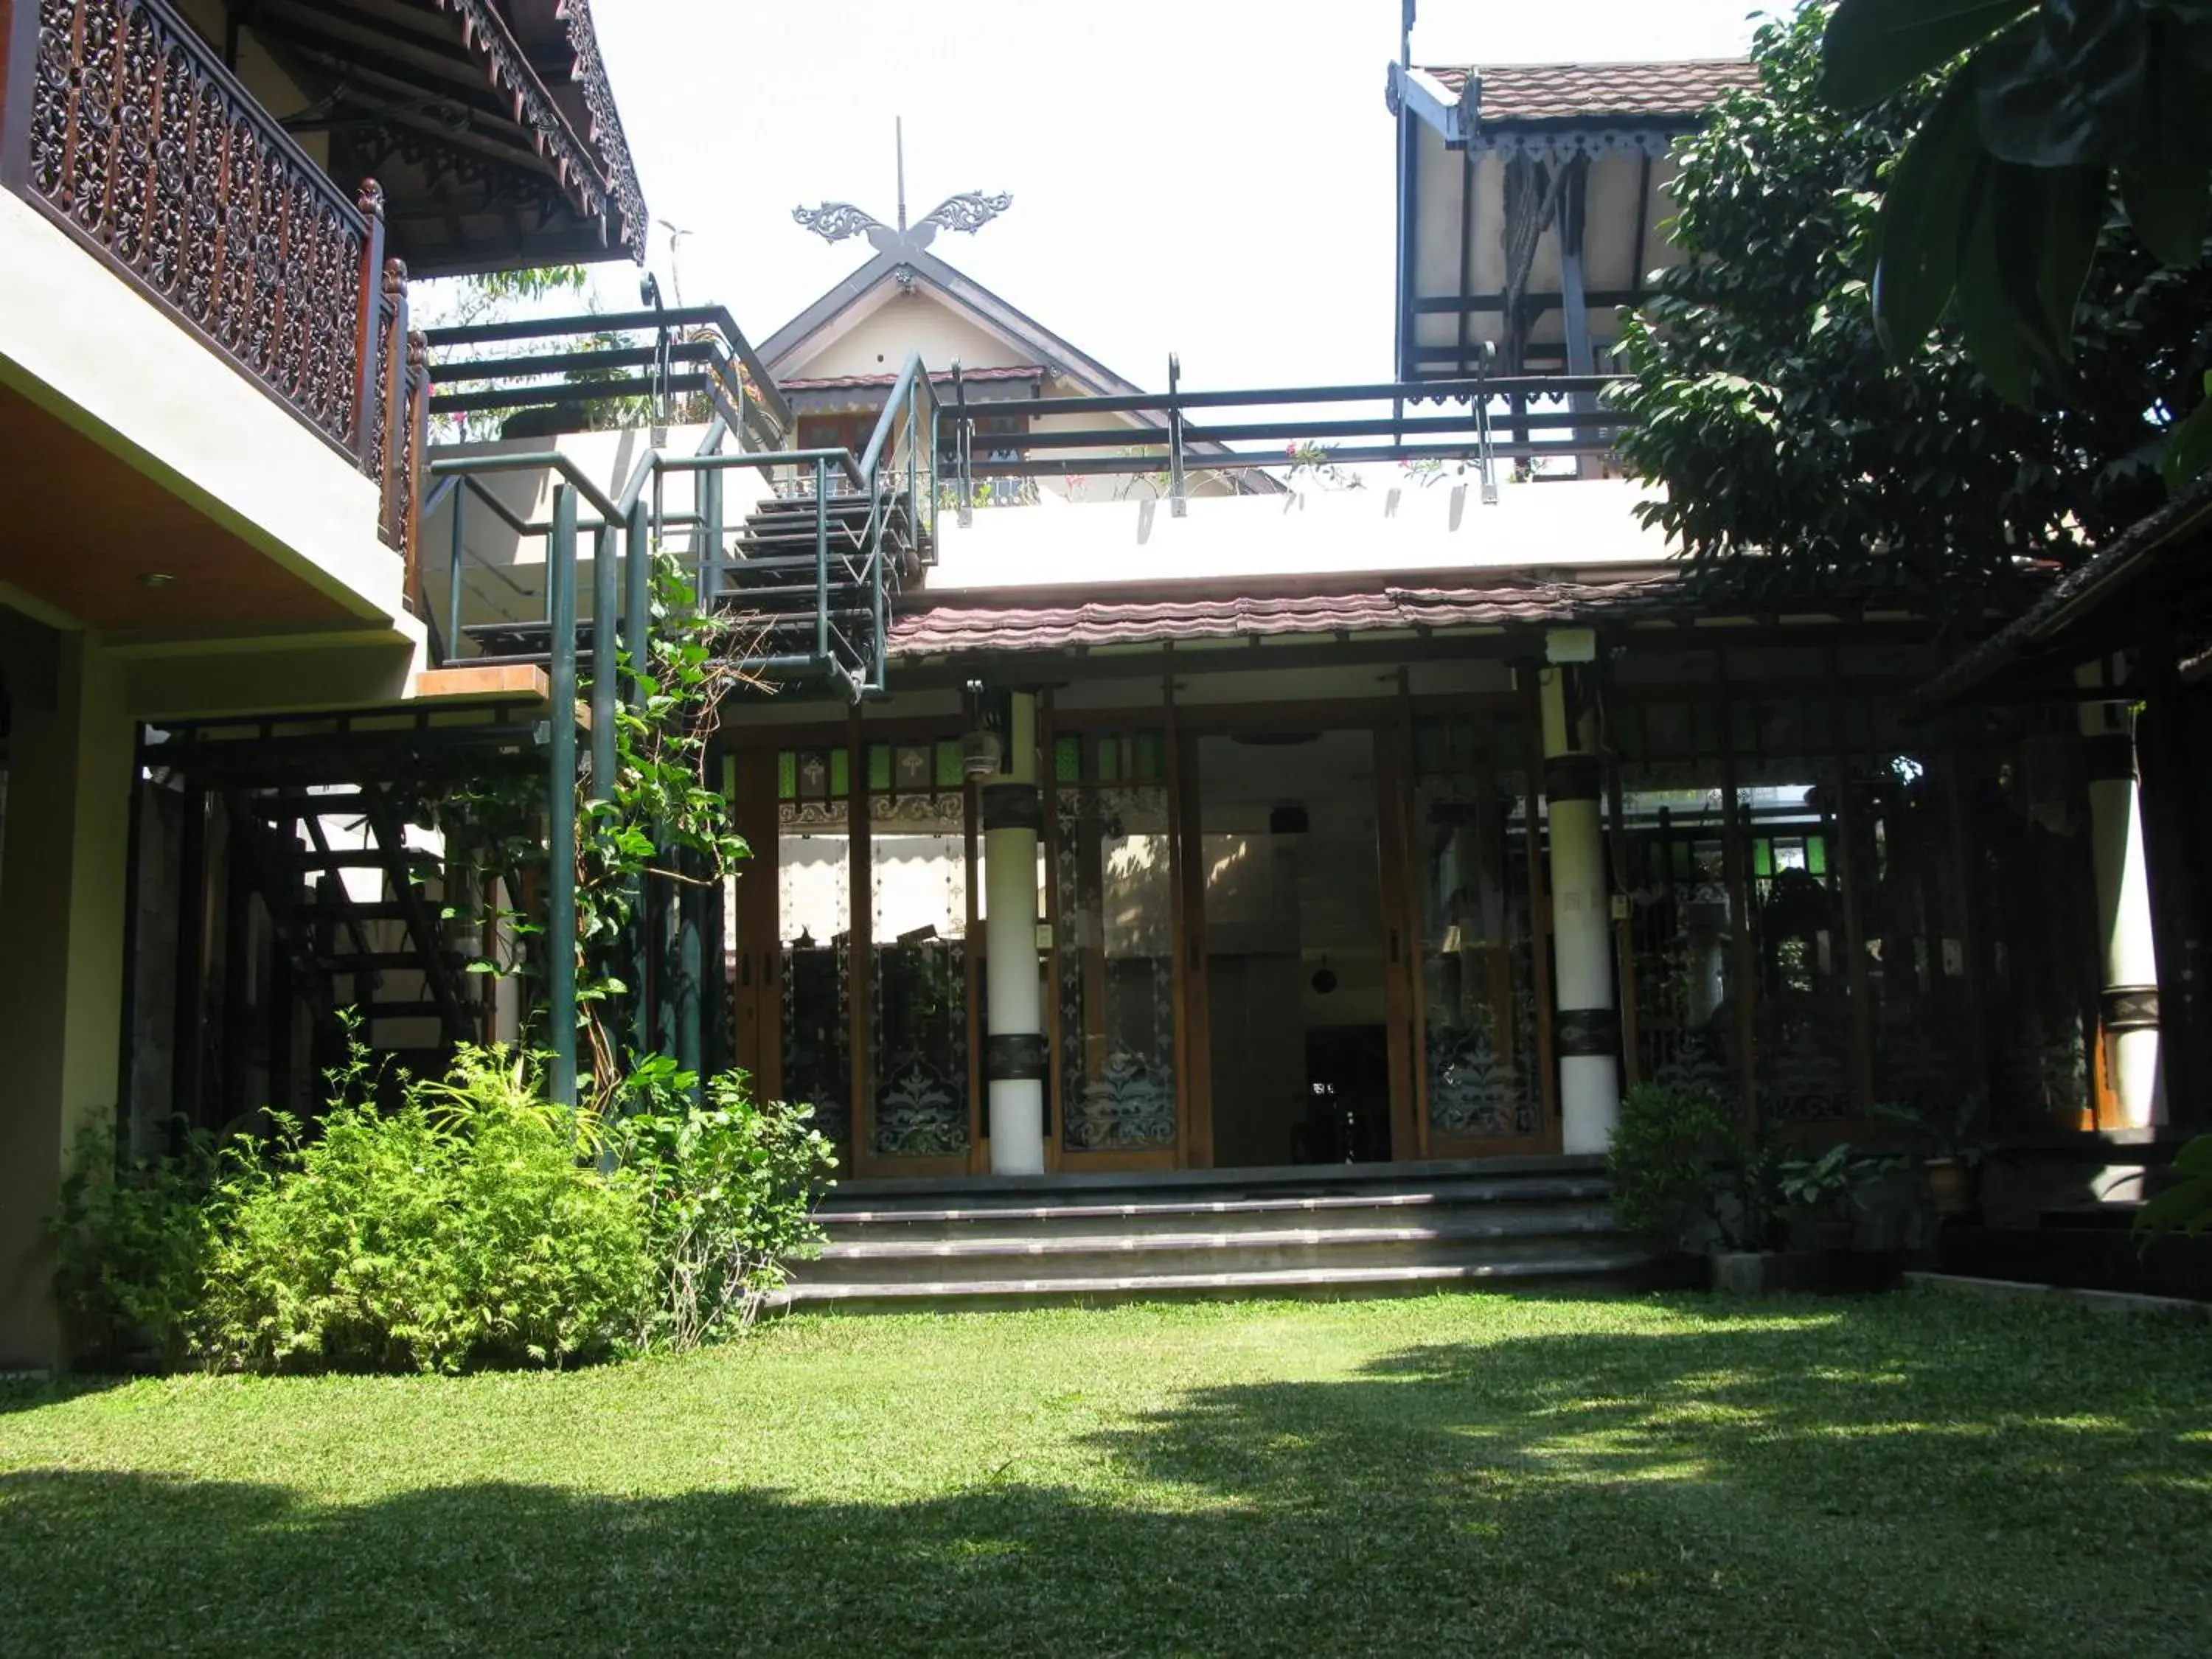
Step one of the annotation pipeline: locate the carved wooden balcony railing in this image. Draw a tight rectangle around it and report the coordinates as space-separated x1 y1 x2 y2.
0 0 427 577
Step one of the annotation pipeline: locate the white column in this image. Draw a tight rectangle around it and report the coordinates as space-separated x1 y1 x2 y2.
984 691 1047 1174
2078 667 2164 1127
1540 644 1620 1153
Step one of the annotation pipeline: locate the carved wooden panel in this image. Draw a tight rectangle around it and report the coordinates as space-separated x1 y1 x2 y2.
17 0 372 459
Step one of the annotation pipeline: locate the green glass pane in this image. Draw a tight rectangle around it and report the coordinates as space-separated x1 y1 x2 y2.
1135 731 1166 782
1753 839 1773 879
867 744 892 793
1096 734 1121 782
934 740 963 790
1054 734 1082 783
830 748 850 798
1671 841 1693 881
777 751 796 801
1617 708 1643 760
1806 835 1828 875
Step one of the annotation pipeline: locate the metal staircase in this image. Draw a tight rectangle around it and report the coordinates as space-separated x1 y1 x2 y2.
141 700 546 1121
425 311 940 702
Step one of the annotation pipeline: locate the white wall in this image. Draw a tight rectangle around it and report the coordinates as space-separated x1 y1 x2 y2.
0 190 410 632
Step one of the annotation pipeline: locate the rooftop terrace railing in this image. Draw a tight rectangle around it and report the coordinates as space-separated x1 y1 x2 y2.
935 363 1632 521
422 306 793 456
0 0 426 568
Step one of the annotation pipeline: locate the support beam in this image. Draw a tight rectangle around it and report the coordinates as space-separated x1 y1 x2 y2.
2079 664 2164 1127
984 690 1048 1175
1540 639 1620 1152
546 485 580 1106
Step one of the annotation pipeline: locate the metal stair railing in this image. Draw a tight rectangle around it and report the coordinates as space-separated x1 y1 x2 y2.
415 352 939 1102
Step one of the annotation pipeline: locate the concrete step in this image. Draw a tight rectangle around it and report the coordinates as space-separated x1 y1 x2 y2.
801 1218 1623 1285
768 1251 1649 1312
815 1180 1613 1239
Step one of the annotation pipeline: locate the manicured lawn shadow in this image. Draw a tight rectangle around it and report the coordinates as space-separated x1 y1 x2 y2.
1 1295 2207 1656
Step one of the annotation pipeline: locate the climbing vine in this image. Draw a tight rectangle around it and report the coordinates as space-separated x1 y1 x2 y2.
436 554 763 1104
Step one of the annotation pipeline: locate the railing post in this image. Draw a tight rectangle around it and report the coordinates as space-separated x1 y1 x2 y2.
403 330 430 612
1167 352 1188 518
352 181 388 465
698 464 722 612
445 485 466 665
953 361 974 527
814 456 830 665
591 524 619 801
625 498 653 1071
546 484 580 1108
677 848 703 1093
378 258 410 547
625 493 652 711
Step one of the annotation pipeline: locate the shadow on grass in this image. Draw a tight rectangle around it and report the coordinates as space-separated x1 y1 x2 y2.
0 1371 125 1416
1 1301 2207 1656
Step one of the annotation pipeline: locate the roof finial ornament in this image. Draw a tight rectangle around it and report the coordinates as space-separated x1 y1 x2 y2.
792 116 1011 260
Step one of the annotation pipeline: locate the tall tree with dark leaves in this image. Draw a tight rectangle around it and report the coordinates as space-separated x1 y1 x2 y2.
1610 8 2212 617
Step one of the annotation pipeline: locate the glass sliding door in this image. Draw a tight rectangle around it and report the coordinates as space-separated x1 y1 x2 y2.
1051 728 1178 1166
1410 712 1549 1153
865 740 973 1170
776 745 855 1158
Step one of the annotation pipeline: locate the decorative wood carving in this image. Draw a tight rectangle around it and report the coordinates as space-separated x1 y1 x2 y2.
7 0 422 554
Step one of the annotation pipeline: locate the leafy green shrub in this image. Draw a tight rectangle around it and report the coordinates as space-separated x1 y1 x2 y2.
53 1046 835 1374
49 1123 220 1372
610 1056 837 1350
194 1048 651 1374
1608 1083 1731 1251
2136 1135 2212 1245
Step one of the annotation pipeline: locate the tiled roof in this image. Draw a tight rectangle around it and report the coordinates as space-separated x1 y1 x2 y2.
1920 470 2212 706
890 580 1683 658
779 364 1046 392
1424 60 1759 123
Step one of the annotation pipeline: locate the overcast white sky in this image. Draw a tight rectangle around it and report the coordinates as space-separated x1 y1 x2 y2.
574 1 1769 389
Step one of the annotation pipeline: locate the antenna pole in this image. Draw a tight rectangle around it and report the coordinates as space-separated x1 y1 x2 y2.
896 116 908 233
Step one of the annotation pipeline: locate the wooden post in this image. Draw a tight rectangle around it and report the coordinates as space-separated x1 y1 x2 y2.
352 181 387 466
1598 649 1641 1091
964 769 983 1172
846 704 872 1166
1827 657 1876 1116
1040 690 1064 1173
1519 664 1561 1148
1379 676 1423 1161
1717 664 1760 1130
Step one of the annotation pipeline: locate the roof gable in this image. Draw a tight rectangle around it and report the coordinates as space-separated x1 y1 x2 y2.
758 248 1150 398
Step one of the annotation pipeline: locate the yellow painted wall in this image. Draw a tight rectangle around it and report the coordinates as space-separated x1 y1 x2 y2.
0 636 133 1368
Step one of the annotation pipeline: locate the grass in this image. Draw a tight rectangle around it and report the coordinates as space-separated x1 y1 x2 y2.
2 1290 2209 1657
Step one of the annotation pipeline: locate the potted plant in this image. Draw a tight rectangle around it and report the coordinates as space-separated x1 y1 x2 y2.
1874 1095 1988 1218
1708 1133 1794 1295
1778 1143 1880 1253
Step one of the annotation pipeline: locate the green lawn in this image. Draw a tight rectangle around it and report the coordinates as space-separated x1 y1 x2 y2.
3 1291 2208 1657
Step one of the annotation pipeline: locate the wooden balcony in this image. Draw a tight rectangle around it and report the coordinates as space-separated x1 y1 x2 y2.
0 0 425 573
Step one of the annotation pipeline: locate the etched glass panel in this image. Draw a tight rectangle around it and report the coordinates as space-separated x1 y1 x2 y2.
778 821 849 1148
1417 735 1543 1141
869 792 970 1158
1057 784 1177 1152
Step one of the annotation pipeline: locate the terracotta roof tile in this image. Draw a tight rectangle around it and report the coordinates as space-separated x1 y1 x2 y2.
1424 59 1759 124
890 580 1683 658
